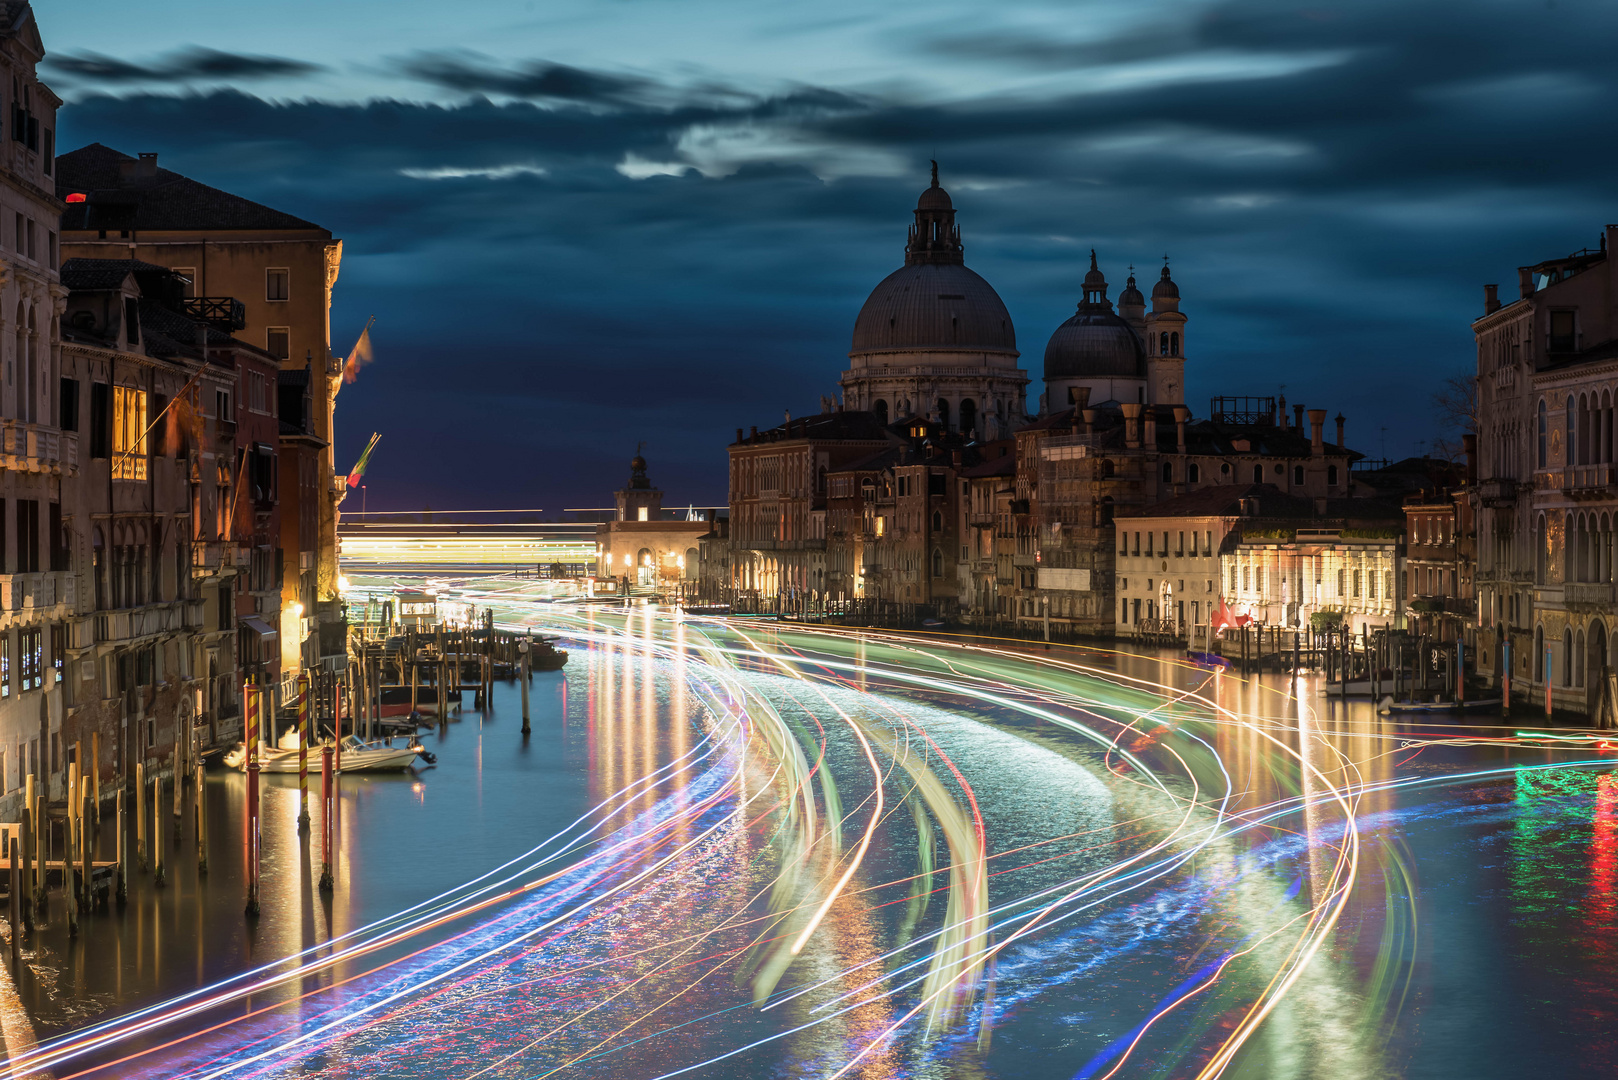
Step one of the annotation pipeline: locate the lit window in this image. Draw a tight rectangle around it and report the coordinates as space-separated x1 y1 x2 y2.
20 629 40 691
112 386 148 481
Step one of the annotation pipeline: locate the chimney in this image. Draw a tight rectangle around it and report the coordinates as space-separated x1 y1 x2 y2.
1307 408 1326 456
1484 284 1500 314
1294 403 1305 431
749 425 758 441
1335 413 1345 448
1463 432 1477 483
736 427 744 443
951 450 963 468
1082 408 1097 436
137 152 158 178
1122 403 1143 449
1143 406 1158 450
1173 405 1189 453
1518 267 1534 299
1277 393 1288 427
1072 385 1091 411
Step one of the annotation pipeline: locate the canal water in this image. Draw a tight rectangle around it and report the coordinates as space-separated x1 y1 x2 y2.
9 588 1618 1078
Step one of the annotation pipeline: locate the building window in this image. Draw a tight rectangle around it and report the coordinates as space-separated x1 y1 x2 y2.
1549 310 1575 352
1 634 10 698
1337 568 1346 596
1162 462 1173 483
112 386 148 481
19 629 40 691
248 370 273 414
266 268 289 302
1327 464 1339 486
1293 464 1304 485
50 624 62 684
1536 399 1548 468
1352 570 1361 598
1251 464 1263 484
1188 463 1200 483
267 327 290 360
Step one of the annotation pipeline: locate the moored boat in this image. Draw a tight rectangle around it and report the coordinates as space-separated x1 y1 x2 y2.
222 734 426 773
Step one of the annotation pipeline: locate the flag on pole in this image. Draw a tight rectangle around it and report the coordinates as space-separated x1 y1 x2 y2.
342 317 375 384
346 432 381 489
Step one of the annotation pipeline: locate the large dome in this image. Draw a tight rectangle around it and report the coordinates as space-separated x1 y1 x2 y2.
851 263 1017 356
1043 309 1145 380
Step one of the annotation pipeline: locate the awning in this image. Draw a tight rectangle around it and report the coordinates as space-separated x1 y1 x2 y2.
240 615 278 640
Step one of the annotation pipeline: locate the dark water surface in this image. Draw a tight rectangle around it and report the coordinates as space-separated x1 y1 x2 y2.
10 589 1618 1079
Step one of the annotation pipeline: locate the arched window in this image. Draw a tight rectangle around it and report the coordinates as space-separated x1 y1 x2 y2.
1569 396 1578 466
1534 625 1545 681
1537 399 1548 467
1327 464 1339 486
959 399 977 438
1188 463 1200 483
936 399 950 430
1536 512 1548 583
1563 628 1574 687
931 548 943 578
873 399 888 425
931 510 942 532
1162 462 1173 483
1100 459 1115 479
1251 464 1263 484
1576 628 1586 688
1170 332 1179 355
1159 332 1169 356
1293 464 1304 485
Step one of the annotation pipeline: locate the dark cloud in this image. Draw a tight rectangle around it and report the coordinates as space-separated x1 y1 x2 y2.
396 50 654 105
50 0 1618 507
48 46 323 85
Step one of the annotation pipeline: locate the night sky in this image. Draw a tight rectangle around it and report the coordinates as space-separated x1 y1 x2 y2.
39 0 1618 512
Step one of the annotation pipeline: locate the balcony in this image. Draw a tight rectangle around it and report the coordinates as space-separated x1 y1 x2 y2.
1477 477 1517 507
179 296 247 331
0 572 73 613
1 421 61 474
191 541 232 578
95 603 191 644
214 418 237 445
1564 464 1617 499
1566 582 1616 608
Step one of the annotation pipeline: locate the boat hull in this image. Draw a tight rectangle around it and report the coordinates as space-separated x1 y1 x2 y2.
222 744 420 773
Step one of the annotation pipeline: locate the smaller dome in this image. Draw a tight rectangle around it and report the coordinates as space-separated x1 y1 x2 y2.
917 184 953 211
1153 263 1180 300
1043 309 1145 380
630 454 646 472
1119 273 1145 308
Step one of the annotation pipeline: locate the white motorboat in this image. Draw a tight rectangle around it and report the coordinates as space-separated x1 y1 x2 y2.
222 733 423 773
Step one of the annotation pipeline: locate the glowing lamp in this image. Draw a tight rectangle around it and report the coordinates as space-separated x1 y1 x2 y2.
66 193 86 203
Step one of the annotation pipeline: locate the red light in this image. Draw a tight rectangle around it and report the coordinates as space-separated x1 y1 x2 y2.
66 193 86 203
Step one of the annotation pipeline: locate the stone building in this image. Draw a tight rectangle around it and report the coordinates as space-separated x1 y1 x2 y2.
955 443 1016 622
1472 221 1618 717
595 452 709 590
726 411 895 607
56 143 343 678
1004 397 1363 637
838 165 1028 438
0 3 68 812
1403 471 1476 644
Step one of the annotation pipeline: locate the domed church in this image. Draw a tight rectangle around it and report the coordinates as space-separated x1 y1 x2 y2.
839 164 1030 440
1042 253 1187 413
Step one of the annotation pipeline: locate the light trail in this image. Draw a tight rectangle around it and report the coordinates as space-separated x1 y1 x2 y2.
24 572 1618 1079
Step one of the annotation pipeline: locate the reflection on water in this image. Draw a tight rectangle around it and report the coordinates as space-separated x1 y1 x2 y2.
9 596 1618 1078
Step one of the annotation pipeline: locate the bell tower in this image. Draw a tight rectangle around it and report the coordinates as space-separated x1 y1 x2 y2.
905 160 964 267
615 444 664 522
1145 259 1187 406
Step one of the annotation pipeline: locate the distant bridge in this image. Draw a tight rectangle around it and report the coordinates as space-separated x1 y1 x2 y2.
338 521 600 574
